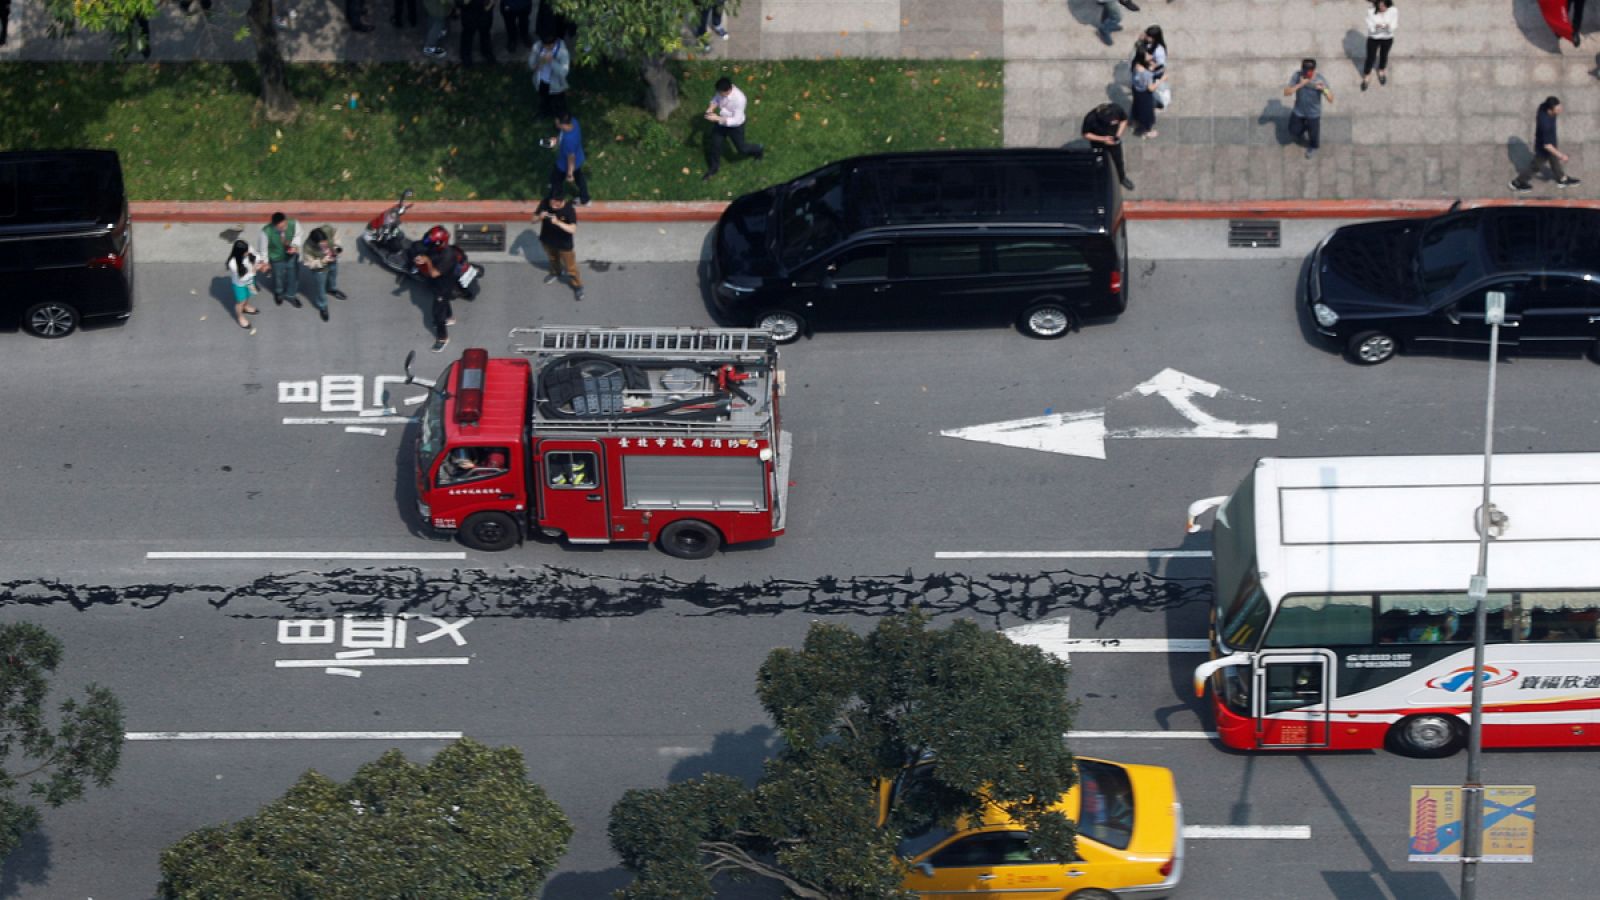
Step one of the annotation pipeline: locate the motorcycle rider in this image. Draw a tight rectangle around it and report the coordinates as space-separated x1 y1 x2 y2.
410 225 457 352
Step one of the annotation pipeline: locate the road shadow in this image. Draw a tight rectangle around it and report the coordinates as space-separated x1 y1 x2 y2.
1513 0 1565 52
1105 60 1132 107
542 868 633 900
208 274 242 321
668 725 780 786
1300 756 1456 900
509 228 545 271
1506 136 1535 182
1340 29 1366 76
1257 100 1293 145
0 830 51 898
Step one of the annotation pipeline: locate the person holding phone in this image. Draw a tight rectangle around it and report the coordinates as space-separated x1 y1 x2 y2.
535 190 584 301
1283 58 1333 160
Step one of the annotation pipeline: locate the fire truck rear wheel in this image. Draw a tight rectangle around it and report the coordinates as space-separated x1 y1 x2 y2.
1389 714 1464 758
754 310 804 344
658 519 722 560
460 511 520 552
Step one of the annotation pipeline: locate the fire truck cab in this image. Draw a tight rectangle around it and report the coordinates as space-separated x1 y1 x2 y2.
412 326 789 560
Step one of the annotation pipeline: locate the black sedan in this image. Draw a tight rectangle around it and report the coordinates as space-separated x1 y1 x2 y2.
1306 206 1600 364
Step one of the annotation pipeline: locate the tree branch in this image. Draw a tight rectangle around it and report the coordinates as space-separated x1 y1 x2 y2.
698 840 830 900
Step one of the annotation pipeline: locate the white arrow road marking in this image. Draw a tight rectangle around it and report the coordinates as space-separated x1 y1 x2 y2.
1183 825 1311 840
1004 617 1209 665
942 368 1277 459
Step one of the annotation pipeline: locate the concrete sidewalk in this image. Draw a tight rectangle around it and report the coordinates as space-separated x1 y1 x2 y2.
4 0 1597 203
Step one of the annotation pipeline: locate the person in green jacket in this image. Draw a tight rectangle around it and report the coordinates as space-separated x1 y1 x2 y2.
258 212 302 308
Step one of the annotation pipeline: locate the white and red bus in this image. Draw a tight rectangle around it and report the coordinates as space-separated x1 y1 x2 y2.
1190 453 1600 757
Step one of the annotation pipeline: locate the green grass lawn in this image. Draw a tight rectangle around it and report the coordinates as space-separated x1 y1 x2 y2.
0 58 1003 202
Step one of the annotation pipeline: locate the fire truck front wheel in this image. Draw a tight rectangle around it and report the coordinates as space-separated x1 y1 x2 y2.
658 519 723 560
459 511 520 552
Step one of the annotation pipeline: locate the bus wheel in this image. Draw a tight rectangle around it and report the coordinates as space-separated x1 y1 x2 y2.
658 519 722 560
460 511 519 552
1390 714 1464 758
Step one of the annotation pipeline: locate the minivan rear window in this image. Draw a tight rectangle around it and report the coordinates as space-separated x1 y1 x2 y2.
994 240 1090 274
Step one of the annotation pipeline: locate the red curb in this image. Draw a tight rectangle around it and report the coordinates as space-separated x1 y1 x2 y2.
130 197 1600 224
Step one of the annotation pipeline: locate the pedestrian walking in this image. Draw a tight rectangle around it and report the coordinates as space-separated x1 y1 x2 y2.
501 0 531 52
1511 96 1581 192
1095 0 1139 46
391 0 418 28
226 240 267 330
421 0 450 57
259 211 303 307
694 1 730 52
1081 102 1135 190
536 191 584 301
1130 46 1163 139
1283 58 1333 159
1360 0 1397 91
458 0 496 66
530 33 570 119
546 112 592 205
301 226 347 322
703 76 764 181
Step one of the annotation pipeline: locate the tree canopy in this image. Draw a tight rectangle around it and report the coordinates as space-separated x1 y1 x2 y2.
609 613 1080 899
549 0 745 119
158 738 573 899
0 622 125 861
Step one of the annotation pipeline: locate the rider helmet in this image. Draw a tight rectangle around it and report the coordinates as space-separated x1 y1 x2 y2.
422 225 450 248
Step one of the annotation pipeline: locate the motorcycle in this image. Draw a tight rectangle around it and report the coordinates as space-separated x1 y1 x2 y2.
360 187 484 300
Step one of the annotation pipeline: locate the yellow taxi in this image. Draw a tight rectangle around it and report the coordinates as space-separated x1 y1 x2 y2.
878 756 1183 900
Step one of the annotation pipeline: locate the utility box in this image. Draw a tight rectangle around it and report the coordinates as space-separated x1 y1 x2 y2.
454 223 506 253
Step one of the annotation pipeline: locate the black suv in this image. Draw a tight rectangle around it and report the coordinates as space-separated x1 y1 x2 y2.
0 150 134 338
1307 205 1600 364
710 148 1128 343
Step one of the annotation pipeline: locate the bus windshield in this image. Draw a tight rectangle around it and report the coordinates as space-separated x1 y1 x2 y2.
1213 474 1268 650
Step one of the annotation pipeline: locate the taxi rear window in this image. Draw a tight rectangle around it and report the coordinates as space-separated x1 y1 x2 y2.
1076 760 1135 850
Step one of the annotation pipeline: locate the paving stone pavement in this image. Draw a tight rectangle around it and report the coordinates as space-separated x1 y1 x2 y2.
3 0 1597 202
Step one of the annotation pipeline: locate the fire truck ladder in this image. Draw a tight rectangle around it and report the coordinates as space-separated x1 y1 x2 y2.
509 326 774 356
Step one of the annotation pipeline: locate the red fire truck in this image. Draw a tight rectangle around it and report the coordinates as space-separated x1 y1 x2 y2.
407 326 790 559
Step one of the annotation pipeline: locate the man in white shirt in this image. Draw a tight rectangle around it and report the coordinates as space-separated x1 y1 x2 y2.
703 76 764 181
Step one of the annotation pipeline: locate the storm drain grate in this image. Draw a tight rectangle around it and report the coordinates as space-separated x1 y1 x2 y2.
1228 219 1282 249
454 223 506 252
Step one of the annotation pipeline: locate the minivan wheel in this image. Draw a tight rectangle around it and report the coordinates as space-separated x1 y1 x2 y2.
459 511 520 552
658 519 722 560
1347 330 1397 365
1020 302 1073 339
23 301 79 339
755 309 804 344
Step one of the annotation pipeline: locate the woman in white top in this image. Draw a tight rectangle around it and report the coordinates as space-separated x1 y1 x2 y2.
1361 0 1398 91
226 239 267 330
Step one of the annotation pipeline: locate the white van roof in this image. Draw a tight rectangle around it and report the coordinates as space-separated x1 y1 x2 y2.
1249 453 1600 598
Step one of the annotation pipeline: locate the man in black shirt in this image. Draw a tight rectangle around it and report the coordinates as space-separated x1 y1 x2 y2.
1082 103 1136 191
1511 96 1580 192
536 191 584 301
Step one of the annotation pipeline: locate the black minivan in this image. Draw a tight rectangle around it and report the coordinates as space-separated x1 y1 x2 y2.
0 150 134 338
710 148 1128 343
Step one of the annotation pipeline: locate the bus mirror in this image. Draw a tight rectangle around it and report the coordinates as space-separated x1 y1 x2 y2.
1193 652 1253 698
1185 495 1228 534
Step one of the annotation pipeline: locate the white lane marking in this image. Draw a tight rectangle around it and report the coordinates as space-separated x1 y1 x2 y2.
936 550 1211 559
127 731 463 741
274 658 470 668
147 551 466 560
1067 730 1219 740
657 746 703 758
344 426 389 436
283 416 413 425
941 368 1277 460
1183 825 1312 840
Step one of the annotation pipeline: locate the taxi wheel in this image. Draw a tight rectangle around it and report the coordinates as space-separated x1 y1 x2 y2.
1389 714 1464 758
1067 890 1116 900
659 519 722 560
460 511 519 552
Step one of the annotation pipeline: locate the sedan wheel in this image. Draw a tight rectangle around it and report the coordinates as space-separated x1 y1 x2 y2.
1347 330 1397 365
23 301 79 339
755 310 803 344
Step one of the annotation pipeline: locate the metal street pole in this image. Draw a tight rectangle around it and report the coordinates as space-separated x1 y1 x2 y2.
1460 290 1507 900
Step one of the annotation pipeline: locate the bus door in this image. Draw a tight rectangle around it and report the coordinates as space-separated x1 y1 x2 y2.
1252 650 1335 748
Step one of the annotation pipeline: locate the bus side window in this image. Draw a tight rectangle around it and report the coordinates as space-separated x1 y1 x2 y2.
1263 663 1323 714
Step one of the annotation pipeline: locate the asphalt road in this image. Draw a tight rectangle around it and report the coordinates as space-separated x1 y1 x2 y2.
1 251 1594 899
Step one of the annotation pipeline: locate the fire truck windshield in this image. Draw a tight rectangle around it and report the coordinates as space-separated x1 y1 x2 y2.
417 380 447 475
